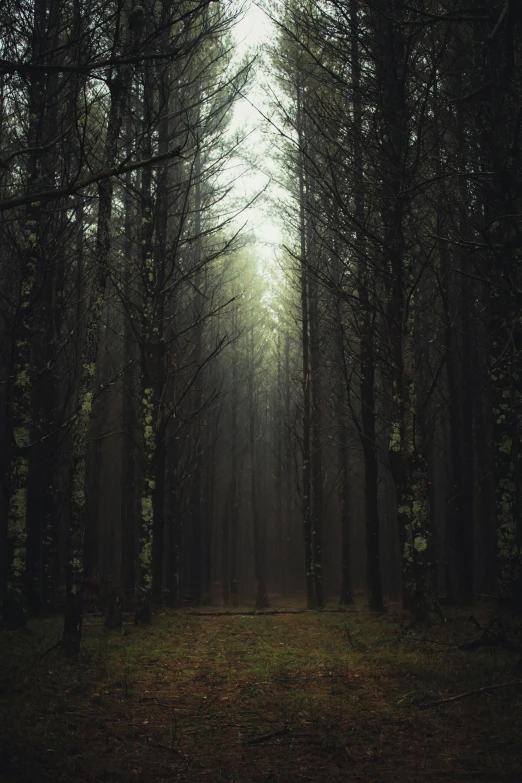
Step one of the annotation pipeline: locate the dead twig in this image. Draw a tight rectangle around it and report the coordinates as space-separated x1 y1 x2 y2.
468 615 482 630
373 636 454 648
420 680 522 709
343 626 356 651
262 733 319 746
243 727 289 745
39 640 63 659
460 638 522 653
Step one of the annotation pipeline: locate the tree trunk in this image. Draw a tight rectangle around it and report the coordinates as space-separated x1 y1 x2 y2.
167 445 182 609
136 61 169 618
229 335 240 606
222 489 231 606
135 78 156 623
351 0 383 611
64 16 136 651
296 81 315 609
309 271 324 607
190 146 204 607
250 326 268 609
454 94 475 605
373 3 439 621
338 398 352 605
25 48 62 617
275 333 284 595
3 0 52 628
282 328 291 598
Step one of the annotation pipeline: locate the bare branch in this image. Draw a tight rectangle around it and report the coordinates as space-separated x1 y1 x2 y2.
0 148 183 212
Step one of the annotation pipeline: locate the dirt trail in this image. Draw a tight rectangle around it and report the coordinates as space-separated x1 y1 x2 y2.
0 605 521 782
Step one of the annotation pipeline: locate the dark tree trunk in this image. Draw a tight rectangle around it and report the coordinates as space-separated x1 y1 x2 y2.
351 0 383 611
25 63 62 616
309 273 324 607
190 443 203 606
167 450 182 609
135 104 155 622
63 8 140 650
455 162 475 604
203 422 216 605
297 83 315 609
151 433 166 604
190 147 204 607
121 117 138 595
275 334 284 595
249 326 268 609
338 414 353 606
222 490 231 606
361 390 384 610
282 329 291 598
3 0 52 628
229 315 240 606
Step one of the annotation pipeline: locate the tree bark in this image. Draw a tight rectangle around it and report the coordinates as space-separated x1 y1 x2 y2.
309 268 324 607
249 325 268 609
64 10 137 651
229 331 240 606
372 2 439 621
296 80 315 609
351 0 383 611
3 0 52 628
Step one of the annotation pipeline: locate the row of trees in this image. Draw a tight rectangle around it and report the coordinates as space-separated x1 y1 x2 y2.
268 0 522 618
2 0 520 643
0 0 262 649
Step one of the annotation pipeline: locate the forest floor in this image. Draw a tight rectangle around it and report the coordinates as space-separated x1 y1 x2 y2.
1 600 521 783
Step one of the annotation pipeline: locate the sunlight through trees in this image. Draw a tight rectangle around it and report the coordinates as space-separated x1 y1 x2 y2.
1 0 522 644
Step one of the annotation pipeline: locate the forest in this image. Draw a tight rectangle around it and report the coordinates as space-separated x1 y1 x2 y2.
1 1 522 781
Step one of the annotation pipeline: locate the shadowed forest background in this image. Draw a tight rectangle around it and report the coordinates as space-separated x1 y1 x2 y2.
1 1 522 780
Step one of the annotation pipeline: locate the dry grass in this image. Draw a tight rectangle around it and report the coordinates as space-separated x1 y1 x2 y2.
1 601 521 782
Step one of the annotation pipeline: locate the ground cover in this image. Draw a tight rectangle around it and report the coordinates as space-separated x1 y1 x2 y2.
0 602 521 782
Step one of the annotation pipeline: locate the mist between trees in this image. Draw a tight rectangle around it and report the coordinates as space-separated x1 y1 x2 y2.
0 0 521 651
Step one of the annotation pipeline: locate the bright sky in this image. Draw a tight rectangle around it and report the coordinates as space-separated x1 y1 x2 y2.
235 0 270 50
230 1 283 261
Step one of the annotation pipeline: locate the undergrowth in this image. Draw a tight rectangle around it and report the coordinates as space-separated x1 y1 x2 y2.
0 603 521 782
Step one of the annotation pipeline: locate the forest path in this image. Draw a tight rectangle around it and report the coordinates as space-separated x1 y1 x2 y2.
0 604 521 782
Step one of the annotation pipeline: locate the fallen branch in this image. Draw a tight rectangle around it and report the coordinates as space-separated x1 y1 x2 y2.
420 680 522 709
373 636 454 648
39 640 63 659
243 727 289 745
468 615 482 630
185 608 358 617
259 733 319 747
460 637 522 654
145 738 187 757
